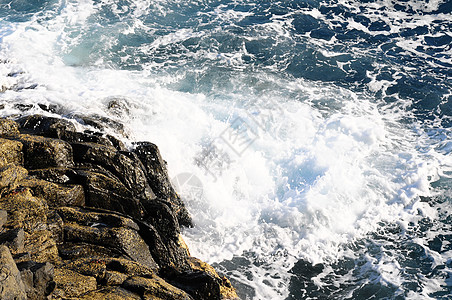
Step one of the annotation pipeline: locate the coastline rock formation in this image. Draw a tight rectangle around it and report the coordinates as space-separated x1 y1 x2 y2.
0 115 237 300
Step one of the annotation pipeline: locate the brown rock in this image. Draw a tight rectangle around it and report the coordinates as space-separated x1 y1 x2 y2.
0 138 23 168
78 286 141 300
76 170 144 219
16 134 73 169
0 164 27 194
53 267 97 298
73 142 154 200
21 178 85 207
122 275 193 300
0 118 20 137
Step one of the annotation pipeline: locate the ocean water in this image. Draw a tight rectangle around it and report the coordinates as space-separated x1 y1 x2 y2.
1 0 451 299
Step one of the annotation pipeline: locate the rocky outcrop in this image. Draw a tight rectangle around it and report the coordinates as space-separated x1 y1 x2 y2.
0 116 238 300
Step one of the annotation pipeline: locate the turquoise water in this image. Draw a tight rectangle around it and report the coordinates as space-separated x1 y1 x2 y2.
1 0 451 298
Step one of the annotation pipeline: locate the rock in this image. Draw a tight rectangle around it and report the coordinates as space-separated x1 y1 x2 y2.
122 275 193 300
168 270 221 300
136 221 190 274
53 267 97 298
16 134 73 169
0 164 28 194
0 245 27 300
0 119 20 137
0 138 23 168
106 98 131 117
0 189 47 232
17 114 120 148
37 103 59 113
23 229 59 263
76 170 144 219
78 286 141 300
17 115 76 138
187 257 239 300
17 261 55 299
29 167 77 184
57 207 159 271
143 199 180 241
63 257 155 280
79 115 128 137
72 142 154 200
62 222 158 271
0 189 59 263
0 228 25 254
21 178 85 207
0 209 7 228
133 142 192 227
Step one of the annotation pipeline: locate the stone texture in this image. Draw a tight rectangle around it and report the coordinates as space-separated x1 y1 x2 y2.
0 138 23 168
76 170 144 219
0 118 20 137
0 245 27 300
16 134 73 169
21 178 85 207
17 261 55 299
53 267 97 298
134 142 192 227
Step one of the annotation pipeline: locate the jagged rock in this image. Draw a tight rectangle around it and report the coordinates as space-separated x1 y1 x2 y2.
0 245 27 300
16 134 73 169
0 164 28 194
53 267 97 298
46 210 64 244
0 228 25 254
0 138 23 168
37 103 59 113
134 142 192 227
62 222 158 271
17 115 76 138
21 178 85 207
29 167 77 184
136 221 191 274
17 261 55 299
76 170 144 219
122 275 193 300
72 142 154 200
17 114 121 149
0 189 59 263
58 207 158 271
144 199 180 241
0 118 20 136
187 257 239 300
0 188 47 232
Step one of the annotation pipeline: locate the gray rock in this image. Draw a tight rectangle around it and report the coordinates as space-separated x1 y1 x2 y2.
0 245 27 300
0 228 25 254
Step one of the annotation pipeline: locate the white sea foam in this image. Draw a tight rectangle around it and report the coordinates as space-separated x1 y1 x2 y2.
1 0 451 299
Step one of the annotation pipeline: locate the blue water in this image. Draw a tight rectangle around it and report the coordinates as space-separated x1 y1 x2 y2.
1 0 451 299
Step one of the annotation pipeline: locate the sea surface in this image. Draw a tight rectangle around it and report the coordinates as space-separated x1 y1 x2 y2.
1 0 451 299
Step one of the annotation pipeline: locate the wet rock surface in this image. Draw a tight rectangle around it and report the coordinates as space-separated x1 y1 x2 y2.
0 115 238 300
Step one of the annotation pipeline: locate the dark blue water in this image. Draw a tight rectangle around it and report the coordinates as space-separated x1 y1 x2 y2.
1 0 451 299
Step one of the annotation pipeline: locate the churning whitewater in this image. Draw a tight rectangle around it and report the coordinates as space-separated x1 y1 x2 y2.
1 0 451 298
